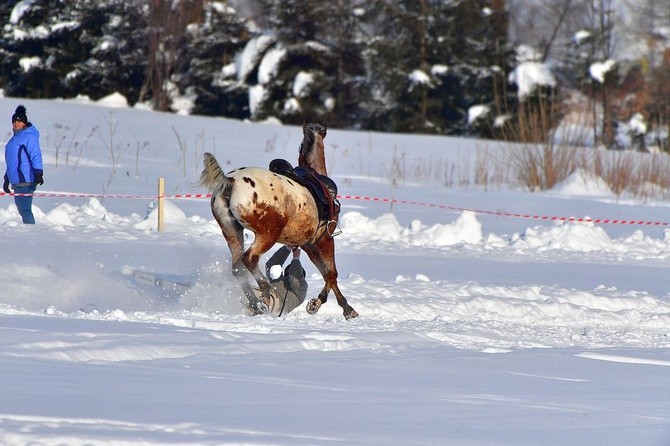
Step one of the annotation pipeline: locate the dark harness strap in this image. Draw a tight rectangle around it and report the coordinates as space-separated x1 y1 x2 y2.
277 287 289 317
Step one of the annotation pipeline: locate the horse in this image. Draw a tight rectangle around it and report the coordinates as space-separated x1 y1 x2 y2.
198 123 359 320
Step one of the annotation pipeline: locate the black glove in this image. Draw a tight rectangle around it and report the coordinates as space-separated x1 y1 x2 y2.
3 175 9 194
34 169 44 186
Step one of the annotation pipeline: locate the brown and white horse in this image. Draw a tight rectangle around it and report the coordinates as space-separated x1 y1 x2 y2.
198 123 359 320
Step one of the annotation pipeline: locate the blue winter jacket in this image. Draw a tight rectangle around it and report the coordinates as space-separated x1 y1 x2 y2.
4 123 43 185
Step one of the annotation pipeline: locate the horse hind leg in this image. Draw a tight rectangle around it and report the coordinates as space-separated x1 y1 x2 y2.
230 238 272 314
212 199 266 312
223 227 264 309
241 232 281 296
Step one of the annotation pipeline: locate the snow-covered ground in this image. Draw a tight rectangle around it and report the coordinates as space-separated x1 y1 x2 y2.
0 96 669 445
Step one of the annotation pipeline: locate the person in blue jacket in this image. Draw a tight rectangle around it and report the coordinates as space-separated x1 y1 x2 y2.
3 105 44 224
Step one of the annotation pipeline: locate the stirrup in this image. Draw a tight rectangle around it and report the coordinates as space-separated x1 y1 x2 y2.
326 220 342 237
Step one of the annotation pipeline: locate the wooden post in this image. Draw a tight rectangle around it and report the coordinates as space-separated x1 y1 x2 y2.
157 177 165 232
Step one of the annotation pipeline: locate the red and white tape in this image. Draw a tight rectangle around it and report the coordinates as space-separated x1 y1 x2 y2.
1 191 668 227
338 194 670 226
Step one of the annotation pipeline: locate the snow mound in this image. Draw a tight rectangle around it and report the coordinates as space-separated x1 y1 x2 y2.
96 92 129 108
550 169 613 197
340 210 482 247
511 220 617 252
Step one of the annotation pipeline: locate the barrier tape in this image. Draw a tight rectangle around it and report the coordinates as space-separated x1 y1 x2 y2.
1 192 157 199
338 195 670 226
1 191 668 227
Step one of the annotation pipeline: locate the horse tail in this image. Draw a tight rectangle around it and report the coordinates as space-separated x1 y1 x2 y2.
199 152 231 196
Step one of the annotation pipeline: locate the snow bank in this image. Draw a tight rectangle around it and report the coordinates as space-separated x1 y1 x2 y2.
340 211 482 247
96 92 129 108
549 169 614 198
5 198 670 263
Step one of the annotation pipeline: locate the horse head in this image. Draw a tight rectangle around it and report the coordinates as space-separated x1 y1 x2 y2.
298 122 328 176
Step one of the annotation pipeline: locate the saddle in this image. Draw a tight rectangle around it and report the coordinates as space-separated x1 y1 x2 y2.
269 159 340 227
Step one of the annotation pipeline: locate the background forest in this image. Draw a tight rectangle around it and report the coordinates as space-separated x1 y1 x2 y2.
0 0 669 151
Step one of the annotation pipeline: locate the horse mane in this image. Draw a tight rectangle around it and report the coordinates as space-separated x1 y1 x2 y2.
299 122 327 175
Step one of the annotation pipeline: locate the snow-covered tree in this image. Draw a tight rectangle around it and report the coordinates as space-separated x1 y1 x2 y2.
1 0 90 98
66 0 148 103
248 0 369 127
0 0 254 114
1 0 661 147
177 1 254 117
503 45 559 143
363 0 513 135
136 0 205 111
646 51 670 152
0 0 148 102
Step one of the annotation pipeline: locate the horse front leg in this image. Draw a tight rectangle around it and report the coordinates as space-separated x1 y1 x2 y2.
305 284 328 315
305 283 358 320
304 238 358 320
331 283 358 320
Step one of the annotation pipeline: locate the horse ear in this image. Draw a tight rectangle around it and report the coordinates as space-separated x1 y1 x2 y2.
319 125 327 139
303 122 308 136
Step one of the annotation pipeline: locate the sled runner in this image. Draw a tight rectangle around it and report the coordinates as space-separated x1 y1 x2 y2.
121 265 192 297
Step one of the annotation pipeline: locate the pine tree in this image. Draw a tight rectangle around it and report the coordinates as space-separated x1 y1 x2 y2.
0 1 19 89
0 0 149 102
1 0 89 98
180 1 254 118
67 0 148 103
314 0 370 128
0 0 536 139
250 0 369 127
364 0 513 135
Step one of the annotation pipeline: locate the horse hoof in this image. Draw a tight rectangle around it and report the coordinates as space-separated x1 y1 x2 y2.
254 301 269 315
253 297 271 315
306 298 321 315
344 308 359 320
